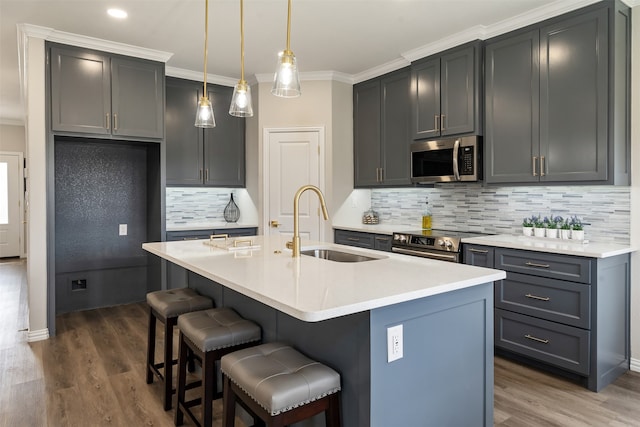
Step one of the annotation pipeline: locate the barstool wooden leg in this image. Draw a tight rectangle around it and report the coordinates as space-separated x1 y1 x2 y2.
163 317 174 411
174 332 188 426
326 393 342 427
202 350 215 427
146 307 156 384
222 375 236 427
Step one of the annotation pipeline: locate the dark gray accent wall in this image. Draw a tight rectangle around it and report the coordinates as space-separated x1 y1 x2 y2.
54 137 157 314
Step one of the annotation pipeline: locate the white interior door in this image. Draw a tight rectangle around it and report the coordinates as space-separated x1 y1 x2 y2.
266 129 323 241
0 153 22 258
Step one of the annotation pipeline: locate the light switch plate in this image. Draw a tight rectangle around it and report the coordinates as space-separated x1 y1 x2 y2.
119 224 127 236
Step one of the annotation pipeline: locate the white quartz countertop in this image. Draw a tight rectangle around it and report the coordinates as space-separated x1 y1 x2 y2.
143 235 505 322
462 234 636 258
167 223 258 232
332 223 416 235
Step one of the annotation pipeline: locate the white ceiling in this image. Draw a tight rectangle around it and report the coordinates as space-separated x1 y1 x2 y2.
0 0 632 125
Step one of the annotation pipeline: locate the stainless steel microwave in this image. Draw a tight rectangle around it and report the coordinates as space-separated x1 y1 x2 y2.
410 136 481 183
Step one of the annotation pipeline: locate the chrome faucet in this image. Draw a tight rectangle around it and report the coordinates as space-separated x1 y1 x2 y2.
286 185 329 257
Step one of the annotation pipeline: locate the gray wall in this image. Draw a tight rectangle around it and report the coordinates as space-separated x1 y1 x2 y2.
0 123 26 152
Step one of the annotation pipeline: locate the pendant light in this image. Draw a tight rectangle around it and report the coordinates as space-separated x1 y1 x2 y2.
229 0 253 117
194 0 216 128
271 0 301 98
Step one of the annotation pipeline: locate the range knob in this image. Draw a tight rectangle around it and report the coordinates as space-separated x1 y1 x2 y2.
444 240 453 249
437 239 445 247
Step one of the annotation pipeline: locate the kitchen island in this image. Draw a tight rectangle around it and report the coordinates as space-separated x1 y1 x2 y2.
143 235 506 426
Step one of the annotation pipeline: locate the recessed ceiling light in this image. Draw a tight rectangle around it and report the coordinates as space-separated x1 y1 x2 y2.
107 8 128 19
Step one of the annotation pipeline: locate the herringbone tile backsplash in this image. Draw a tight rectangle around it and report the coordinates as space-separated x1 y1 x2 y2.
371 185 630 244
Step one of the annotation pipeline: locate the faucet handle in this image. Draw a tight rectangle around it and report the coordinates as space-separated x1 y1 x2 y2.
286 241 293 250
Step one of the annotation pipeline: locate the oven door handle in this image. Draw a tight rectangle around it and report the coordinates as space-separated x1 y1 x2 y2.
392 247 459 262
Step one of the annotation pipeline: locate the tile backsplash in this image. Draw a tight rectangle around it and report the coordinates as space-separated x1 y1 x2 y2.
166 188 244 227
371 185 630 244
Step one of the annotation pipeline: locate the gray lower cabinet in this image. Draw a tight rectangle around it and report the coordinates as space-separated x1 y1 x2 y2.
464 243 630 391
49 43 164 139
354 67 411 187
411 41 482 140
166 227 258 289
484 1 631 185
165 77 245 187
334 229 392 252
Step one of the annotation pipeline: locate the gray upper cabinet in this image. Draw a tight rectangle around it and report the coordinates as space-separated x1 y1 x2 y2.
165 77 245 187
485 1 630 185
411 41 482 140
50 44 164 139
354 67 411 187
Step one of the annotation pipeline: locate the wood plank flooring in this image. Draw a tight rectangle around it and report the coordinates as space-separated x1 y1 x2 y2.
1 260 639 426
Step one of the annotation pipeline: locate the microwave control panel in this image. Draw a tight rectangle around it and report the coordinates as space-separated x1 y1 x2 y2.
460 146 475 175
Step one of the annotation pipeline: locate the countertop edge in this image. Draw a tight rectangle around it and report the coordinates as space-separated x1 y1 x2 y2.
461 234 636 258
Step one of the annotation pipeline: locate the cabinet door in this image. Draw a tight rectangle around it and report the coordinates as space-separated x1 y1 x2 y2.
373 235 392 252
380 68 411 186
111 57 164 139
411 57 440 140
353 80 382 187
165 78 204 186
50 46 111 134
539 8 608 182
440 43 479 137
484 30 540 184
334 230 375 249
204 86 246 187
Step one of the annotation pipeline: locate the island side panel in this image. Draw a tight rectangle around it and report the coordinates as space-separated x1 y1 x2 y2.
369 282 494 427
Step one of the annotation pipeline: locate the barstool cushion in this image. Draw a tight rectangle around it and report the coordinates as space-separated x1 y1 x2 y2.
178 307 261 353
221 342 341 416
146 288 213 319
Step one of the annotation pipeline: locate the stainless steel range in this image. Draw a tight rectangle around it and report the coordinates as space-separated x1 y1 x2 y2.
391 229 486 263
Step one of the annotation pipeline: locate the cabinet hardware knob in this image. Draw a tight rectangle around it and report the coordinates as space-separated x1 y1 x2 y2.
525 293 550 301
469 248 488 253
532 156 538 177
524 334 549 344
525 261 550 268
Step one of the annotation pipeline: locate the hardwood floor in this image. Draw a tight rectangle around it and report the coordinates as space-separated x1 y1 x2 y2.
1 260 639 426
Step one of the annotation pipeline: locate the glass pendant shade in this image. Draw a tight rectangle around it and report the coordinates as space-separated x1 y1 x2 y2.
272 51 301 98
195 96 216 128
229 81 253 117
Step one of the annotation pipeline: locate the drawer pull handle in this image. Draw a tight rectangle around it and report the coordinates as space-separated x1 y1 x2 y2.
469 248 489 254
375 237 389 242
525 334 549 344
525 293 550 301
347 237 360 242
182 237 201 241
525 261 550 268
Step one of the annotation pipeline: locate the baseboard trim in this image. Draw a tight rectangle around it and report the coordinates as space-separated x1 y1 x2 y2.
27 329 50 342
631 357 640 373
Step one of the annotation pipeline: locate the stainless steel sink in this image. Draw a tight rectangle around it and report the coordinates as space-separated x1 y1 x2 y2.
301 248 383 263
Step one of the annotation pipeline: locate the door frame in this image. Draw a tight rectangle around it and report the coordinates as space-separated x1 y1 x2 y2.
262 126 326 239
0 151 26 258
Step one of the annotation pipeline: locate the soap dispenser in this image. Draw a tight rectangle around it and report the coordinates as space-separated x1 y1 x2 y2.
422 197 432 230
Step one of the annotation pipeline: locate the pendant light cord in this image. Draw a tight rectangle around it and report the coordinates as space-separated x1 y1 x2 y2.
285 0 292 54
202 0 209 95
240 0 245 82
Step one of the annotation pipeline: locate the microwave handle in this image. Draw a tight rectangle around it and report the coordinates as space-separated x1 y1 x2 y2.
453 138 461 181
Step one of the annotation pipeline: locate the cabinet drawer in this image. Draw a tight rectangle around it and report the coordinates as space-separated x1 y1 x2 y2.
495 309 590 375
463 244 494 267
373 235 392 252
495 272 590 329
495 248 592 284
334 230 375 249
166 230 212 241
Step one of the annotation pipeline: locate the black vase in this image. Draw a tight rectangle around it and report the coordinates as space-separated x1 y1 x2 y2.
224 193 240 223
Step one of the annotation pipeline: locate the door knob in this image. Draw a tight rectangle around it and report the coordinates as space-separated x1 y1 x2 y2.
270 220 280 228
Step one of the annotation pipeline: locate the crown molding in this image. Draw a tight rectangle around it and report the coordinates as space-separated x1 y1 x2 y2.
254 71 354 85
18 23 173 63
165 67 237 87
353 58 411 84
402 25 488 63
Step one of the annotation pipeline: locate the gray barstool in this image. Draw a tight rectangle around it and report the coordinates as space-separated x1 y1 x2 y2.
174 307 261 427
146 288 213 410
221 342 342 427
